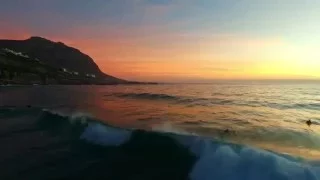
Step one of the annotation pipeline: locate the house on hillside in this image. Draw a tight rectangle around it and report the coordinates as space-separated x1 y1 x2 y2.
61 68 68 73
86 73 96 78
3 48 29 58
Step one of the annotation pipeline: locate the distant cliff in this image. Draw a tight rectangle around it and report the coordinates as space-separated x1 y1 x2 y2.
0 36 127 84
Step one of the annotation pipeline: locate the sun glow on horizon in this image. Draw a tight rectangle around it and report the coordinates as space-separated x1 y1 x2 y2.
1 0 320 82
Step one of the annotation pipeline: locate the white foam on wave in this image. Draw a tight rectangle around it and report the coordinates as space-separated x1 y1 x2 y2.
69 112 92 124
80 122 320 180
41 109 132 146
180 136 320 180
151 122 195 135
54 116 320 180
151 122 320 179
41 108 71 117
41 108 92 124
80 123 132 146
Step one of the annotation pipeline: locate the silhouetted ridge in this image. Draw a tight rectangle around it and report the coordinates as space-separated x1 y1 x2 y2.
27 36 52 42
0 36 125 83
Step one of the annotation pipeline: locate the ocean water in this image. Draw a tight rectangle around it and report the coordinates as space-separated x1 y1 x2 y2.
1 82 320 179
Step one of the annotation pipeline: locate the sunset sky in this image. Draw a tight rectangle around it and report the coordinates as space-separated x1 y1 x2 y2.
1 0 320 82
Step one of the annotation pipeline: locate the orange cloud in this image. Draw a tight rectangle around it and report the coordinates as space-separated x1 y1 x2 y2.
1 21 319 82
0 22 32 40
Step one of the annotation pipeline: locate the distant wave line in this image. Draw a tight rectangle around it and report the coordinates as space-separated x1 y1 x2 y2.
107 92 320 111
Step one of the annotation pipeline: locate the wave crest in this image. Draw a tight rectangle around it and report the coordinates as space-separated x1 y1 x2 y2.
5 108 320 180
115 92 178 100
110 92 320 111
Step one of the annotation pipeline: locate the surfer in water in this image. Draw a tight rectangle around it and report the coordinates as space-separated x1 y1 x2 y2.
223 128 236 135
306 119 312 127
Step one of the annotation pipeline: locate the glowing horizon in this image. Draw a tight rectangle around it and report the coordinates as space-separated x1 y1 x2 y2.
1 0 320 82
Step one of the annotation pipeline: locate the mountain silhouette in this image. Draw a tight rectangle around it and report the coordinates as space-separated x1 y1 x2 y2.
0 36 125 83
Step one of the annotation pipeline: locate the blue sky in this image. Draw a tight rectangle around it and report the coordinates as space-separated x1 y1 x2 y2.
1 0 319 39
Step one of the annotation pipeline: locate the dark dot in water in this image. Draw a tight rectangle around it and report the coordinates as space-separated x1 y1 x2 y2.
306 120 312 126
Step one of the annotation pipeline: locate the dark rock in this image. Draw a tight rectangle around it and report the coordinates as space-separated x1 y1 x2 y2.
0 36 126 84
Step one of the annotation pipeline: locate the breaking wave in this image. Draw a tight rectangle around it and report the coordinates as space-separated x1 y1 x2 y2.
2 108 320 179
